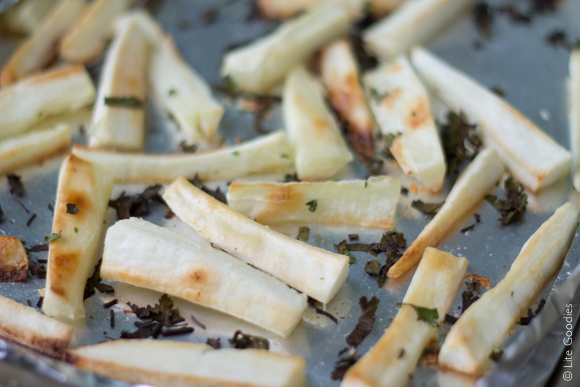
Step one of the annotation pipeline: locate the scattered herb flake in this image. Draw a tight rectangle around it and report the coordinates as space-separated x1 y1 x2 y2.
297 226 310 241
440 111 482 174
331 348 360 381
411 200 445 219
66 203 79 215
461 278 483 312
485 176 527 225
189 174 227 204
162 326 194 336
308 297 338 323
519 299 546 326
103 299 118 308
7 174 24 197
348 234 359 240
168 89 177 96
191 314 206 330
490 86 505 97
306 199 317 212
28 244 48 253
110 309 115 328
365 257 381 276
398 303 439 327
280 153 290 159
444 314 459 325
109 185 165 220
283 173 301 182
27 257 46 279
74 227 78 233
473 2 493 36
346 296 380 347
369 87 387 102
84 259 114 300
44 231 62 244
104 96 144 109
232 151 240 156
461 224 475 233
335 240 356 264
178 141 198 153
229 330 269 350
398 348 405 359
26 214 36 227
490 348 504 361
206 338 221 349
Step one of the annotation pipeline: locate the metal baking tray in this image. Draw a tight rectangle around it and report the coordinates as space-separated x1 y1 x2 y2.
1 0 580 386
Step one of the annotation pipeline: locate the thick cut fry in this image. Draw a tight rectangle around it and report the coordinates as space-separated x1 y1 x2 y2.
89 17 148 151
411 47 571 192
439 203 578 375
73 131 293 184
164 177 349 304
102 219 307 337
0 65 95 140
388 148 503 278
570 50 580 191
343 248 467 387
149 35 224 144
227 176 400 228
0 124 71 175
283 67 353 181
221 3 351 93
43 155 114 322
0 236 28 282
0 0 86 86
0 294 73 358
0 0 58 35
60 0 133 63
363 56 446 191
69 340 306 387
257 0 363 19
367 0 407 16
363 0 470 60
320 39 375 158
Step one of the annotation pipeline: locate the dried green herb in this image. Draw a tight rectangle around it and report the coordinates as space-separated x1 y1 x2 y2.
485 176 527 225
381 132 402 159
232 151 240 156
461 278 483 312
189 174 227 204
104 96 144 109
229 330 269 350
440 111 482 174
45 231 62 244
283 173 300 182
74 227 78 233
398 303 439 327
335 240 356 264
369 88 387 102
7 174 24 197
411 200 445 219
168 89 177 96
66 203 79 215
346 296 380 347
306 199 317 212
297 226 310 241
331 348 360 381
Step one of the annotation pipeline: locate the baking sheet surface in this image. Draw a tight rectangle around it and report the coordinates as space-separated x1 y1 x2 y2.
1 0 580 386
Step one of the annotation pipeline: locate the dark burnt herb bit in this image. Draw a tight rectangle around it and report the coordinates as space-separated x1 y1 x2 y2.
335 239 356 264
485 176 527 225
45 231 62 244
162 326 195 336
306 199 317 212
191 314 206 330
7 174 24 197
440 111 482 174
37 296 43 308
110 309 115 328
103 299 118 308
473 2 493 37
26 214 36 227
66 203 79 215
490 86 505 97
189 174 227 205
178 141 198 153
519 298 546 325
109 184 165 220
283 173 300 182
411 200 444 219
28 244 48 252
545 29 567 48
398 348 405 359
229 330 269 350
397 303 439 327
331 349 360 381
348 234 359 240
84 259 114 300
461 278 483 312
308 297 338 323
444 314 458 325
365 257 381 276
202 8 218 24
346 296 380 348
0 205 3 221
461 224 476 234
297 226 310 241
104 96 145 109
206 338 221 349
490 348 504 361
28 257 46 279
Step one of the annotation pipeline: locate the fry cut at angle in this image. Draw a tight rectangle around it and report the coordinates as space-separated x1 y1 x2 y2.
43 155 114 322
68 339 306 387
0 294 73 359
283 67 353 181
320 39 376 158
227 176 400 228
89 15 148 151
72 131 294 184
388 147 504 278
363 56 446 191
101 218 308 337
363 0 470 60
342 248 468 387
0 124 72 175
569 49 580 191
411 47 571 192
0 65 95 141
439 202 579 375
0 236 28 282
163 177 350 304
221 2 351 93
60 0 134 64
0 0 86 86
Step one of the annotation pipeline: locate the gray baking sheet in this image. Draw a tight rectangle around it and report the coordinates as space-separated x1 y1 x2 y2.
1 0 580 386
